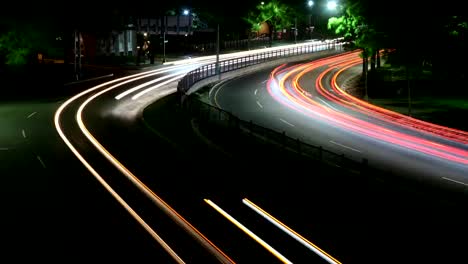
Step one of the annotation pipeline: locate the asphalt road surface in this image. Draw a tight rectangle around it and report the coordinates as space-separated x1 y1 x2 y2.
205 51 468 263
2 44 466 263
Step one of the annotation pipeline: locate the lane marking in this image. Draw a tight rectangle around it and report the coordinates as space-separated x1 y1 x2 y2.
243 198 342 264
22 129 27 138
442 177 468 186
317 97 338 112
0 147 9 151
27 112 37 118
261 79 268 84
256 101 263 108
254 89 258 95
279 118 295 127
204 199 293 264
213 81 226 108
329 140 361 153
37 155 46 169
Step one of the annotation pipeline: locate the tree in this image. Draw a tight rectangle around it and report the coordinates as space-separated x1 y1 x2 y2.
0 19 60 65
244 0 295 47
328 0 386 68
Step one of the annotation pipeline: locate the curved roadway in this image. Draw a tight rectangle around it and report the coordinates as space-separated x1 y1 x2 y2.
54 42 348 263
209 50 468 263
211 50 468 189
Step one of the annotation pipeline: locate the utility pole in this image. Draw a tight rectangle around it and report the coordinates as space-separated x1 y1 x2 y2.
294 17 297 44
74 30 81 80
162 31 166 63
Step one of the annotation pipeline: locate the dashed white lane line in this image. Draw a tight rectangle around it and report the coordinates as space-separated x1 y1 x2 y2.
254 89 258 95
22 129 26 138
256 101 263 108
317 97 338 111
27 112 37 118
37 155 46 169
0 147 9 151
330 140 362 153
279 118 295 127
442 177 468 186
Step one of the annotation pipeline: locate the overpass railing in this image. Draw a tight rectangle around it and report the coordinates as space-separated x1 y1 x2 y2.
184 96 368 175
177 39 344 94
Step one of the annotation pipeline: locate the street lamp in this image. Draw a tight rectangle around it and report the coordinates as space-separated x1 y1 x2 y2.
327 1 337 11
183 9 191 36
162 31 166 63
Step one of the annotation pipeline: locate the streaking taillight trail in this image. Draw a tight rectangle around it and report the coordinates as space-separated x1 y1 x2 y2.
267 51 468 165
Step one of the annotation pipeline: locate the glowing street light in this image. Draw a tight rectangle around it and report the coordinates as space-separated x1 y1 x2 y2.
183 9 189 15
327 1 337 10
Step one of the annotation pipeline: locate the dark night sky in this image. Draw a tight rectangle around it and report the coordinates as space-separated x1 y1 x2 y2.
1 0 466 34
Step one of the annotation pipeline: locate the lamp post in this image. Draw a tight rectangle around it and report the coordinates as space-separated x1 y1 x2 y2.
291 19 298 44
162 31 166 63
307 1 314 40
183 9 191 36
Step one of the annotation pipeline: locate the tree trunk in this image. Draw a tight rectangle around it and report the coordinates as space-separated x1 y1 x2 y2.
364 56 369 100
362 52 366 74
268 30 273 47
268 22 273 47
406 65 412 116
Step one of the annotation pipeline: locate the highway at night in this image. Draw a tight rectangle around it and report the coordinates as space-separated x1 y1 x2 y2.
52 43 348 263
205 50 468 263
2 44 465 263
210 50 468 188
2 1 468 263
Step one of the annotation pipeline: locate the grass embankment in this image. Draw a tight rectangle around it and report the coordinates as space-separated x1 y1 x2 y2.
344 65 468 131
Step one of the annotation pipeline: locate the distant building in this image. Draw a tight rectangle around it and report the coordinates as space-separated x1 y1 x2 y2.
92 15 197 59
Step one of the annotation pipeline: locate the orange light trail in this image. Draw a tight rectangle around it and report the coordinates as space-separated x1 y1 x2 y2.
267 51 468 165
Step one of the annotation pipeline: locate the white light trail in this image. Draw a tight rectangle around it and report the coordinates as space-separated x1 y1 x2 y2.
115 69 186 100
242 198 341 264
54 73 186 264
166 40 336 66
54 66 234 264
132 74 186 100
204 199 293 264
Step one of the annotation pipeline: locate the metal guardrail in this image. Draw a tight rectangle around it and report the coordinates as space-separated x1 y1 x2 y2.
177 39 344 94
176 38 367 174
185 97 368 175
